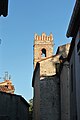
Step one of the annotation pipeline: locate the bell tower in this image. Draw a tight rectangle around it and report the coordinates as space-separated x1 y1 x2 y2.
33 32 54 67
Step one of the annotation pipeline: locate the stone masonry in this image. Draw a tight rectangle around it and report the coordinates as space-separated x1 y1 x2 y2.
33 32 54 68
32 32 70 120
40 76 60 120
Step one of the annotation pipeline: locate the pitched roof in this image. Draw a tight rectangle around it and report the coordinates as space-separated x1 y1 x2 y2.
0 91 30 107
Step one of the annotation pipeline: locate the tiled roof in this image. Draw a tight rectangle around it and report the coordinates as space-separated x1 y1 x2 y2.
0 80 15 94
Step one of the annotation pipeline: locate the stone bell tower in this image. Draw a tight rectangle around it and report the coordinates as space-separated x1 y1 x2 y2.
33 32 54 67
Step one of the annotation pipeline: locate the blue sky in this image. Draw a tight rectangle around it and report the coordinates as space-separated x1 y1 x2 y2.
0 0 75 101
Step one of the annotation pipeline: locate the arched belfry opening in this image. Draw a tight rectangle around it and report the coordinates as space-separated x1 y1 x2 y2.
41 48 46 58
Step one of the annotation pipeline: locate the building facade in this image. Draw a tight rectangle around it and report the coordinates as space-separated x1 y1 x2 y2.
66 1 80 120
32 62 60 120
58 61 70 120
0 91 30 120
0 72 15 94
32 33 70 120
32 63 40 120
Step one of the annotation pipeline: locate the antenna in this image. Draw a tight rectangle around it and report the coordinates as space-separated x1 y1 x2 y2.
5 71 8 80
9 75 11 80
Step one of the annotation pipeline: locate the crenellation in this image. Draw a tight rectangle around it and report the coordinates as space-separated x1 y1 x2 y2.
34 33 53 41
49 33 53 41
34 33 37 40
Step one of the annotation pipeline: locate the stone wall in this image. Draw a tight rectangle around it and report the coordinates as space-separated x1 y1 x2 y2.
33 33 54 68
40 76 60 120
0 92 29 120
40 55 60 77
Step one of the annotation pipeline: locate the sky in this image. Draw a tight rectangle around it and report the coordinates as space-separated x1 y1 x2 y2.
0 0 75 102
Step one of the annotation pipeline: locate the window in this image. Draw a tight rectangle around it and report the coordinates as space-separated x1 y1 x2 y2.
41 48 46 58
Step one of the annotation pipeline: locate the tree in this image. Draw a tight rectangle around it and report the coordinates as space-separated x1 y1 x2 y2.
29 99 33 120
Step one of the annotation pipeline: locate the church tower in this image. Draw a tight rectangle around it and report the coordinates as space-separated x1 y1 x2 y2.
33 32 54 67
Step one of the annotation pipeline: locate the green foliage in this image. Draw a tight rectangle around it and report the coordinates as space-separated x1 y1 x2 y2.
29 99 33 112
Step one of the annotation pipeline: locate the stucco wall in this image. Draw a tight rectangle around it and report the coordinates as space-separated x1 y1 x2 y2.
69 47 77 120
0 92 29 120
75 30 80 120
18 97 29 120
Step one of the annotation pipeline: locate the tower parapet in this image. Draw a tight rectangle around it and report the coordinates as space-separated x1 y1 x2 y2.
34 32 53 44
